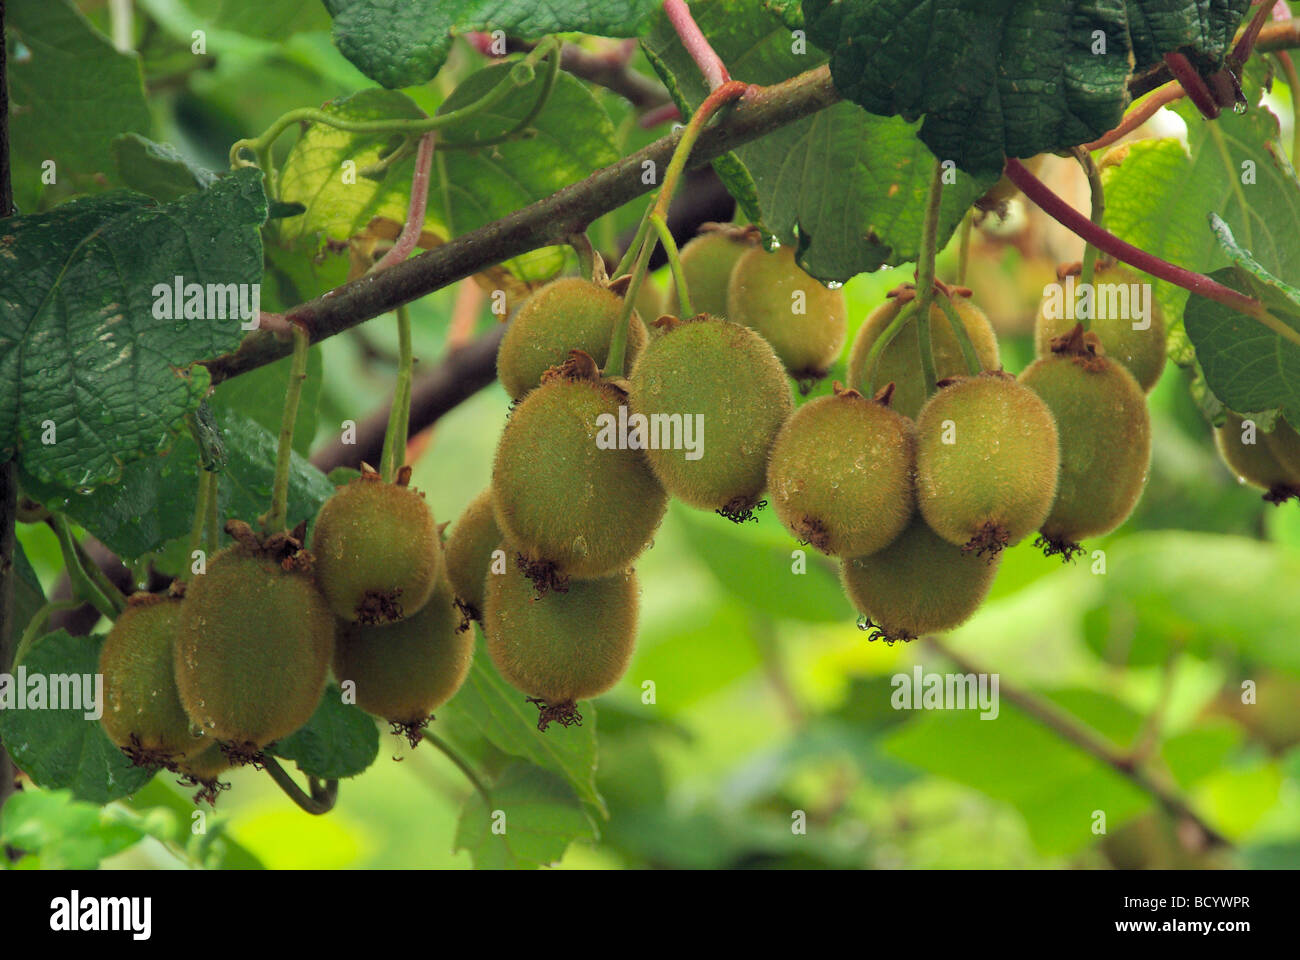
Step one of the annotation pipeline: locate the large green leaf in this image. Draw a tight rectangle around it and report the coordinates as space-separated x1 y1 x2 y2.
454 761 595 869
1102 65 1300 363
18 406 337 563
324 0 660 88
0 631 155 805
0 790 147 869
0 169 267 490
644 0 992 281
6 0 151 212
804 0 1252 176
276 64 617 280
271 685 381 779
438 630 605 818
111 134 220 204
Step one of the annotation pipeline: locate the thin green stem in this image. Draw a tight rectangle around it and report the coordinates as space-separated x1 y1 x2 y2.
936 291 983 376
188 468 214 562
425 731 493 808
1072 146 1106 303
613 211 652 278
956 209 973 288
13 600 81 666
441 39 562 150
206 474 220 555
266 324 310 532
380 306 415 482
569 233 597 281
262 756 338 815
229 38 560 171
605 81 748 377
913 160 945 396
862 303 918 395
650 212 692 317
50 516 124 620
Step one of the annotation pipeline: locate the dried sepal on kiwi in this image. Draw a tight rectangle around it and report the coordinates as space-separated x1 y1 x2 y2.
175 743 233 806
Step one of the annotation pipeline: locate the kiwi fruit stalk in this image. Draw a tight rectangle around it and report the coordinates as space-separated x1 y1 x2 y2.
767 382 915 556
334 575 473 746
497 277 648 399
841 515 1000 644
1018 325 1151 558
628 315 793 521
726 245 847 382
915 372 1060 557
311 466 442 625
848 288 1001 420
484 558 638 731
492 353 667 590
99 590 208 769
175 522 335 759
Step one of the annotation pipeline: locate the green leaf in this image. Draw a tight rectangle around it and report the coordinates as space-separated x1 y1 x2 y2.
438 630 606 817
644 0 993 281
1102 65 1300 360
111 134 219 203
803 0 1252 176
885 686 1153 855
0 789 146 869
11 541 47 639
0 169 267 490
139 0 333 41
276 65 618 282
271 685 381 779
454 761 594 869
673 505 853 623
0 630 155 805
19 406 338 564
213 348 323 459
6 0 151 211
324 0 660 88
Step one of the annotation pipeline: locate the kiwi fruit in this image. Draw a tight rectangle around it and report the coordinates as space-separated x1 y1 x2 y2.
1215 412 1300 504
484 557 638 730
492 354 667 589
915 372 1060 557
766 382 915 556
334 575 473 745
726 244 847 381
311 468 441 624
847 290 1001 420
666 227 757 318
1019 325 1151 557
841 515 1000 643
99 591 208 769
444 487 502 620
174 743 232 805
175 524 335 758
1034 263 1166 392
634 276 664 327
627 315 793 520
497 277 648 399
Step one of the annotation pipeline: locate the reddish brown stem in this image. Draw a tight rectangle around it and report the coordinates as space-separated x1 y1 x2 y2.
372 131 436 273
640 102 683 127
665 0 729 90
1231 0 1280 67
1084 83 1186 151
1163 52 1220 118
1002 158 1265 318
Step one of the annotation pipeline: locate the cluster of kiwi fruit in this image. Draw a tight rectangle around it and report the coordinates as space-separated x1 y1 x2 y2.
438 227 846 729
98 464 471 802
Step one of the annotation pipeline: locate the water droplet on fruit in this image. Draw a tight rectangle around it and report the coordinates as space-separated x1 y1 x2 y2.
856 615 871 631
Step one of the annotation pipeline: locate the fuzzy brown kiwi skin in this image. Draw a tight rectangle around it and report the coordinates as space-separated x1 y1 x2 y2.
311 473 441 625
840 515 1000 644
726 245 847 382
1018 331 1151 558
1216 413 1300 505
100 591 208 770
492 365 667 587
628 314 793 520
847 294 1001 419
497 277 649 400
334 576 473 746
484 555 637 731
766 384 915 557
915 372 1060 558
175 541 335 757
444 488 502 620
